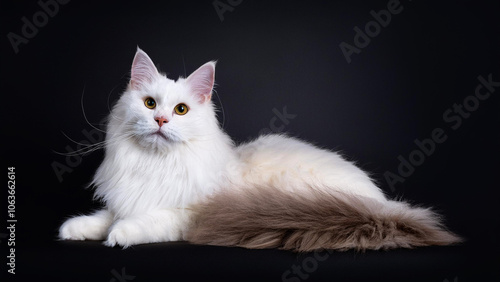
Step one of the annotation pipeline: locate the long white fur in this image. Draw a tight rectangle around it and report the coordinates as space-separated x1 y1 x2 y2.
59 48 389 247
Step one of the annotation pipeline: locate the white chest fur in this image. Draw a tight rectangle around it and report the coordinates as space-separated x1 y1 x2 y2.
93 139 227 218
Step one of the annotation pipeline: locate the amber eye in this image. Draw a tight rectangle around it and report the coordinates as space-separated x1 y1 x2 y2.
144 97 156 109
174 103 189 115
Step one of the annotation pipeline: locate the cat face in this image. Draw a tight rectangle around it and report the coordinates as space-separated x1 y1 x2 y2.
112 48 217 151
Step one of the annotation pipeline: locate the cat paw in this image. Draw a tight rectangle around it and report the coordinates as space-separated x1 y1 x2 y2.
104 220 145 248
59 215 109 241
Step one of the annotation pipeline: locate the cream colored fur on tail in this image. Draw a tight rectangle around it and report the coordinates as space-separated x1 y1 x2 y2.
59 48 461 251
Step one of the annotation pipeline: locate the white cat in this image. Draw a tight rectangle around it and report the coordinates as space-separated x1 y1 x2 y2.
59 48 460 251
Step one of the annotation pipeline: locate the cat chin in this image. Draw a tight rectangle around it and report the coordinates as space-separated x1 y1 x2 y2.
133 132 181 152
151 130 170 141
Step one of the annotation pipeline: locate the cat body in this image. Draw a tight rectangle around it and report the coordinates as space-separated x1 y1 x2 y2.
59 48 460 251
234 134 386 202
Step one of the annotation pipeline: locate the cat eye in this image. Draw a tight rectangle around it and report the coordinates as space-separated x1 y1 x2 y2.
144 97 156 109
174 103 189 115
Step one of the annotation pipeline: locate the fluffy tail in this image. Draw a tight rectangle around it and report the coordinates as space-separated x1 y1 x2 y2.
186 187 462 252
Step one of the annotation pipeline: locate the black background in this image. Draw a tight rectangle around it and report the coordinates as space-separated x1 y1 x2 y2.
1 0 499 281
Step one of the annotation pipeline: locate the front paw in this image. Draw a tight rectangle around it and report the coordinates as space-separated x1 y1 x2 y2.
59 215 108 241
104 220 144 248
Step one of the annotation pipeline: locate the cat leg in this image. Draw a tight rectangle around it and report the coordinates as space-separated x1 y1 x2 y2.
104 208 191 248
59 209 114 241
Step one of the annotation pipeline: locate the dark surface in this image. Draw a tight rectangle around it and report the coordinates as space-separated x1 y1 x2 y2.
19 241 474 282
1 0 499 281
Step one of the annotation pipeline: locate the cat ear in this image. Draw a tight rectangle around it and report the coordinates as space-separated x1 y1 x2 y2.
186 61 216 103
130 47 159 90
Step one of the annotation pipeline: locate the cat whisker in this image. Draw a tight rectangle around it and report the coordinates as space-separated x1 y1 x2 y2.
106 75 127 114
54 132 133 157
54 131 106 157
52 144 105 157
212 87 226 129
59 131 94 147
80 86 107 133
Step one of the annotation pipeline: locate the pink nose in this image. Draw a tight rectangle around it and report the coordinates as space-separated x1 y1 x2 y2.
155 116 168 127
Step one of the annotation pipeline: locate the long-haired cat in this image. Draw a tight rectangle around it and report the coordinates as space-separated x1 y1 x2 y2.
59 48 461 251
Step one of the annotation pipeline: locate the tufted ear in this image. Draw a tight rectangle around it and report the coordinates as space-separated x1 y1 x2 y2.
186 61 216 103
130 47 159 90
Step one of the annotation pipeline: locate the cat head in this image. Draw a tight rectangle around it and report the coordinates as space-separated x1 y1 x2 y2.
109 48 219 151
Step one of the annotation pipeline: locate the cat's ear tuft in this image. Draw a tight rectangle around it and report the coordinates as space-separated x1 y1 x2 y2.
130 47 159 90
186 61 216 103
